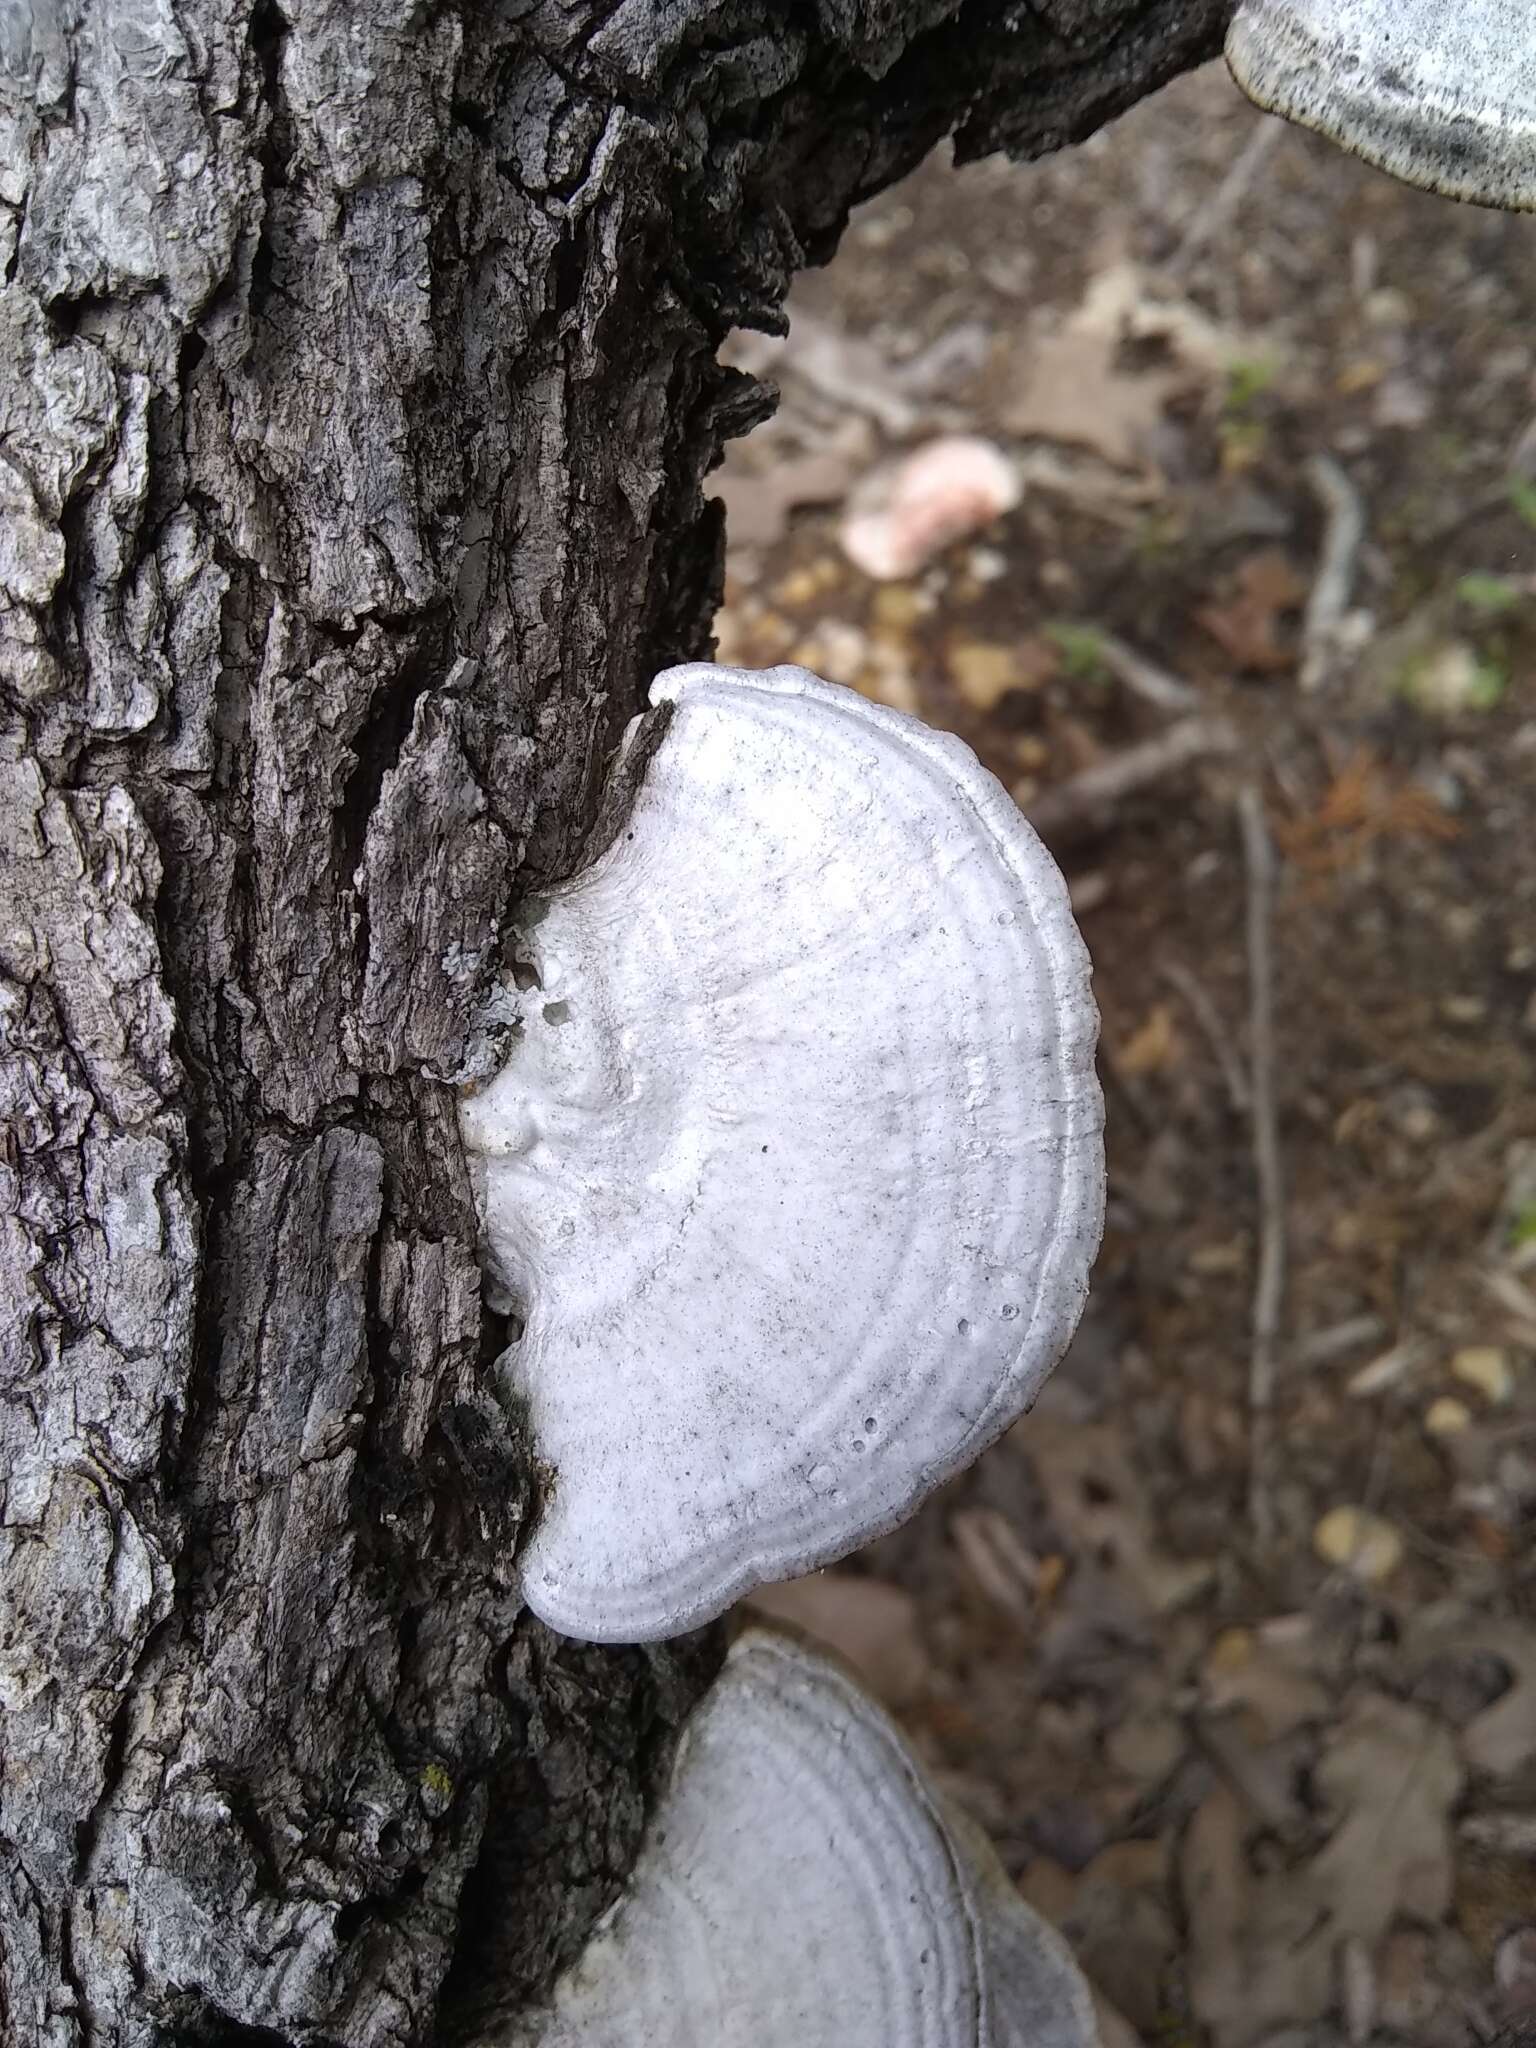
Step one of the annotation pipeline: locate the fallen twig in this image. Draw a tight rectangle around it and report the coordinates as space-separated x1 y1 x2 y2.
1292 1312 1388 1370
1169 116 1286 274
1480 1266 1536 1350
1160 959 1250 1113
1095 631 1202 712
1345 1339 1428 1398
1022 717 1237 839
1238 785 1285 1548
1300 453 1366 691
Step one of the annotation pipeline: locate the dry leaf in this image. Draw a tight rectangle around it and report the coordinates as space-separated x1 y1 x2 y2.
1452 1344 1515 1404
1117 1002 1179 1077
1105 1708 1184 1783
1182 1781 1330 2046
1195 548 1307 672
947 635 1057 711
1019 1417 1215 1613
743 1572 931 1709
1375 1930 1443 2032
1199 1630 1330 1740
1275 749 1460 874
1311 1698 1461 1919
950 1506 1042 1626
1020 1841 1177 2031
713 451 860 548
1183 1698 1461 2047
1005 259 1236 473
1462 1631 1536 1775
1409 1623 1536 1777
1496 1926 1536 2018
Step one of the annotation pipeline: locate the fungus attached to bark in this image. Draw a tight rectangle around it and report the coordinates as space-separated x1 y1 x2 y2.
461 662 1102 1644
506 1629 1100 2048
1227 0 1536 211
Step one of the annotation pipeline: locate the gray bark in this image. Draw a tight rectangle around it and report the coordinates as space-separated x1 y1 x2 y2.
0 2 1224 2042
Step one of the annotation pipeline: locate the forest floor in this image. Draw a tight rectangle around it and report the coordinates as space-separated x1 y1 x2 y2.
718 61 1536 2048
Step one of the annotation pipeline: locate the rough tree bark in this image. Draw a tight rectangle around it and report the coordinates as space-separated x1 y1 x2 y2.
0 2 1225 2041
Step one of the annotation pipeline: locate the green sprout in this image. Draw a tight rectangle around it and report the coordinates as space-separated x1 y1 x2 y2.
1454 572 1521 617
1223 358 1277 414
1044 621 1111 686
1467 660 1509 709
1509 1201 1536 1251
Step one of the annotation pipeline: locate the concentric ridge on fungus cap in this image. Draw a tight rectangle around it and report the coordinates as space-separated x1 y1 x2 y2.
506 1629 1100 2048
459 663 1104 1644
1227 0 1536 212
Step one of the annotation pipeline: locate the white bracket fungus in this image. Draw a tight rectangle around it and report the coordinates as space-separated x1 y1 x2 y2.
502 1628 1101 2048
460 662 1102 1643
1227 0 1536 211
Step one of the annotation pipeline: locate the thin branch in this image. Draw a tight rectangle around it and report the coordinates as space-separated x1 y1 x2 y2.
1300 453 1366 692
1237 784 1285 1548
1095 631 1202 712
1160 959 1250 1113
1022 716 1237 839
1169 116 1286 274
1292 1312 1388 1370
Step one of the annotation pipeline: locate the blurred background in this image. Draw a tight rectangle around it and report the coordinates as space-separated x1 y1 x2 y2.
716 59 1536 2048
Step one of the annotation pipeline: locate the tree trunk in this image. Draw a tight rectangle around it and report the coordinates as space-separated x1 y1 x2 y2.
0 2 1223 2040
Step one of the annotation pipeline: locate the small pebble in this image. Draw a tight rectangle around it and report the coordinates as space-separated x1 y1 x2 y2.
1364 286 1412 327
1452 1345 1514 1405
870 583 928 633
1313 1505 1405 1583
1424 1397 1474 1438
1440 993 1488 1027
774 561 838 607
1205 1626 1254 1672
1403 640 1485 716
947 638 1026 711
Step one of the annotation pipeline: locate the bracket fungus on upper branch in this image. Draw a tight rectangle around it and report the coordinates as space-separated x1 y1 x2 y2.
1227 0 1536 211
459 663 1103 1644
500 1628 1100 2048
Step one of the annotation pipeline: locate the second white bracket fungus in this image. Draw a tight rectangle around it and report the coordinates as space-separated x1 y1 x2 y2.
460 662 1103 1644
1227 0 1536 211
499 1628 1101 2048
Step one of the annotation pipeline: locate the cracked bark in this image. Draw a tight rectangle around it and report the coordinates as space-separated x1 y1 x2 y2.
0 1 1225 2041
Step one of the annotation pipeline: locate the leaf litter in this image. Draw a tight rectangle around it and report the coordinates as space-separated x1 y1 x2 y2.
714 61 1536 2047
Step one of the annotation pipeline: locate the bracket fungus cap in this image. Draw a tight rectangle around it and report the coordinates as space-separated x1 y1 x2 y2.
504 1628 1100 2048
461 662 1103 1643
1227 0 1536 211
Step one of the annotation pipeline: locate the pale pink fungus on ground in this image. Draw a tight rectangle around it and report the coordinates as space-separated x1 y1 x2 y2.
840 435 1022 580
